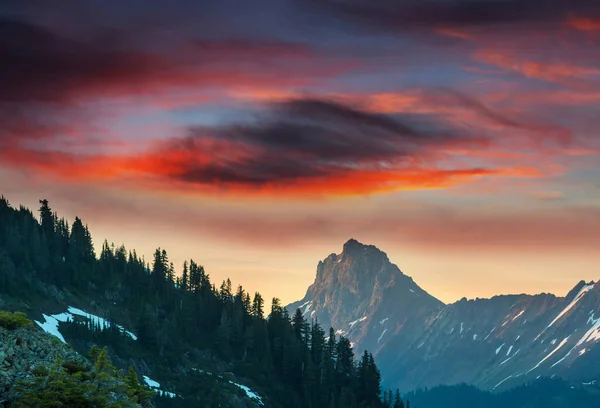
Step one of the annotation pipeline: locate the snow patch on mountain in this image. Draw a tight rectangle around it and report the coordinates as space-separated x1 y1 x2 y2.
349 316 367 328
535 283 595 340
576 313 600 347
378 329 388 343
495 343 505 355
500 349 520 365
493 375 513 390
512 310 526 322
527 336 570 374
302 301 313 315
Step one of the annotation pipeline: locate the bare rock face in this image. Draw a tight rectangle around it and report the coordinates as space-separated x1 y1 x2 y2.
287 239 600 392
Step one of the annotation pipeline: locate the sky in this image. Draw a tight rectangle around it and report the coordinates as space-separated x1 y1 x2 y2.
1 0 600 306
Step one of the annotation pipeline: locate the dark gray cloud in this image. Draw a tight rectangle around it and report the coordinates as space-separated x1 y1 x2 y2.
164 98 479 186
311 0 600 33
0 17 163 104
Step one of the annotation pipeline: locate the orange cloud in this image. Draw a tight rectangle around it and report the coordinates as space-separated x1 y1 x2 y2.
474 50 600 85
567 16 600 31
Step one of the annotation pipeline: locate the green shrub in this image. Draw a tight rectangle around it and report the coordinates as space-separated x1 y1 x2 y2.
62 361 90 374
0 310 33 330
31 365 49 377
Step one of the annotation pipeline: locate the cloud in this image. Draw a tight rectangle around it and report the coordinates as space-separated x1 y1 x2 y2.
120 97 514 194
0 16 342 106
314 0 600 33
474 50 600 86
2 95 553 197
567 16 600 31
38 185 600 253
197 204 600 252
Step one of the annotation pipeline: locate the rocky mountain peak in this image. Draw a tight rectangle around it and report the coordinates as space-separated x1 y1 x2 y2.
315 239 397 287
288 239 443 359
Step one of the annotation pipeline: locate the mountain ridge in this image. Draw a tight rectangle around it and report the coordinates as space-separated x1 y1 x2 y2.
286 238 600 392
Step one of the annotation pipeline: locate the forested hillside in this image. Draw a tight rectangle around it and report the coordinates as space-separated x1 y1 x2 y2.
404 378 600 408
0 196 398 407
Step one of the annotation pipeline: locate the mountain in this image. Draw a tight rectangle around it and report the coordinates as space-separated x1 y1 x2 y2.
286 239 600 393
287 238 442 356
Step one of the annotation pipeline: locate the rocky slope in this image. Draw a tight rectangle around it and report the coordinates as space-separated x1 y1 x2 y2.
287 239 600 392
0 322 137 406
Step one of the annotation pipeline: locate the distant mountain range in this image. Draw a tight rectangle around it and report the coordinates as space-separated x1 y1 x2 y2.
286 239 600 392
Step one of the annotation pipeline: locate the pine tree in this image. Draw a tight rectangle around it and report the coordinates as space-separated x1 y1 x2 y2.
182 260 189 291
38 199 54 238
252 292 264 319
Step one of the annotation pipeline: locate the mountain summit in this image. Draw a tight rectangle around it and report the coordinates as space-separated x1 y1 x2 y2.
287 238 443 355
287 240 600 393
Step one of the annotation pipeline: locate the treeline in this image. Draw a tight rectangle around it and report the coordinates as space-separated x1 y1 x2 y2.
0 196 406 408
404 378 600 408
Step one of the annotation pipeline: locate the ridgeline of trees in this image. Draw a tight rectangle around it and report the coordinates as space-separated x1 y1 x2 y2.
0 196 407 408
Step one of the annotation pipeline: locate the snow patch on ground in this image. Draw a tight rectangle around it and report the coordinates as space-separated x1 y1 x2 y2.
230 381 264 406
460 322 464 334
143 376 161 389
515 335 520 341
484 327 495 340
473 334 478 341
67 306 137 340
143 376 178 399
35 306 137 342
506 345 513 356
379 318 389 326
35 314 68 343
409 289 415 293
192 369 263 405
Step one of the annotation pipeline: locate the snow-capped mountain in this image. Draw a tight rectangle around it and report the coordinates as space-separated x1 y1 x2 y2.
286 239 600 392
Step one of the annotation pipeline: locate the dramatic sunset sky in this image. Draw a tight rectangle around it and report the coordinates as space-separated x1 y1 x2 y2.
1 0 599 306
